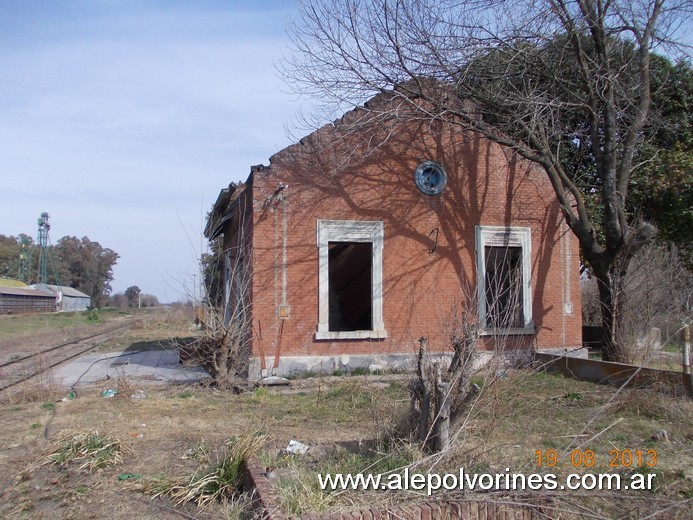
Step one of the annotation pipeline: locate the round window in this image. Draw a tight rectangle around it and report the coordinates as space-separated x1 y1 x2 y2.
414 161 447 195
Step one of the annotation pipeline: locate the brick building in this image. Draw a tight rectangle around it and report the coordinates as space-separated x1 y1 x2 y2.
206 96 582 379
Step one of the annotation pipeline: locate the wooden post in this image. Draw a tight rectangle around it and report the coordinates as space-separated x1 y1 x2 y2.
417 337 430 444
682 326 691 376
434 380 451 453
682 326 692 397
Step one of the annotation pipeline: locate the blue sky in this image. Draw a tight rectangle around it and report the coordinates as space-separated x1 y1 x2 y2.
0 1 302 302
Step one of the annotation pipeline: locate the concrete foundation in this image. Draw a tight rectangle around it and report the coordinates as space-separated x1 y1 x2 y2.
248 347 583 380
535 351 692 397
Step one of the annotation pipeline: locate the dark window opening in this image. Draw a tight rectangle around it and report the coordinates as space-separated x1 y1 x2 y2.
485 246 523 328
328 242 372 331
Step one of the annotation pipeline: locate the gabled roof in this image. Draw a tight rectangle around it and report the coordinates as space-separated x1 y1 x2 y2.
0 287 55 298
41 285 91 298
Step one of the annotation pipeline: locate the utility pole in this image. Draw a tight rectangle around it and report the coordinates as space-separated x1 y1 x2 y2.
17 235 31 283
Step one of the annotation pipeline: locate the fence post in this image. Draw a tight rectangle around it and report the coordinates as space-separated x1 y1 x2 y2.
682 326 692 397
434 381 451 453
683 326 691 376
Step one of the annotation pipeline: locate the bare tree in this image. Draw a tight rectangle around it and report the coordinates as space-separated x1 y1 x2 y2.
410 262 529 453
282 0 692 361
188 189 253 390
583 241 693 362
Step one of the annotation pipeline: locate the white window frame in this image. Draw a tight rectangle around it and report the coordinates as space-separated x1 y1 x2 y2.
316 220 387 340
475 225 534 335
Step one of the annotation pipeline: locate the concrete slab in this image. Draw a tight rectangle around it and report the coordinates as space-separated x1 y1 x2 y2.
53 349 211 389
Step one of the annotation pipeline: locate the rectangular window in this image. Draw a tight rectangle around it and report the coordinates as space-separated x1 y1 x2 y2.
328 242 372 331
484 246 523 328
476 226 534 334
317 220 386 340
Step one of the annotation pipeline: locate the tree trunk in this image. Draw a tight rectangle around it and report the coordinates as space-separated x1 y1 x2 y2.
588 221 655 363
594 265 630 363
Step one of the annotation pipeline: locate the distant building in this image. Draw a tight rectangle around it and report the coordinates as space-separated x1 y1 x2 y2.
40 285 91 312
0 286 56 314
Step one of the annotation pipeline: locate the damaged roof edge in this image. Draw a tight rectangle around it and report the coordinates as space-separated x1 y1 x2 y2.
204 164 270 239
204 182 239 239
205 201 239 240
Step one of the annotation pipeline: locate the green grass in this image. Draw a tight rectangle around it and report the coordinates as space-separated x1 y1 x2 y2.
0 307 138 337
662 343 681 354
0 312 88 336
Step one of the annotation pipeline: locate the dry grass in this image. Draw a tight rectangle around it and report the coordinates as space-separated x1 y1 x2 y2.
425 369 693 518
0 371 690 519
268 439 422 515
0 307 197 362
255 369 692 519
0 378 390 519
0 354 64 405
45 430 132 471
0 307 690 519
0 310 123 362
146 431 267 507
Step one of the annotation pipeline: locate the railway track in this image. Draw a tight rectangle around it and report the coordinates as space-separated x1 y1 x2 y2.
0 320 138 393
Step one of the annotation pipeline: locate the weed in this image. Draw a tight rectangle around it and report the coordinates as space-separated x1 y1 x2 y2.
323 387 345 400
117 473 142 481
30 422 41 430
87 308 100 322
149 431 267 508
563 392 583 401
65 485 90 501
184 442 212 462
45 431 131 471
41 402 55 410
252 387 268 399
115 368 133 399
3 357 60 405
225 491 256 519
540 438 559 449
275 477 329 515
470 376 485 388
177 390 195 399
271 441 419 515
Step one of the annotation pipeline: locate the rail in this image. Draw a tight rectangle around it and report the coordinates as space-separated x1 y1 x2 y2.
0 320 138 392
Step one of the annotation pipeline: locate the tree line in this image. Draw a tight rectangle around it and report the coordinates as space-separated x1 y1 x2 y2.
107 285 159 309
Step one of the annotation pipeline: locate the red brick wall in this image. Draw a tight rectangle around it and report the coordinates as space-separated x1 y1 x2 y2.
245 115 581 361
